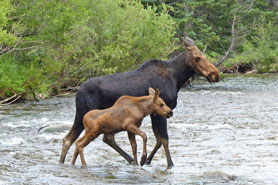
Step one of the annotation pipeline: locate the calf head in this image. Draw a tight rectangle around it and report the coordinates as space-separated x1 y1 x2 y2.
149 87 173 118
183 37 219 82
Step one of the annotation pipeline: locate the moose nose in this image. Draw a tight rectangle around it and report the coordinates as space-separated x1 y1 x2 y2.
214 74 220 82
209 71 220 82
167 111 173 118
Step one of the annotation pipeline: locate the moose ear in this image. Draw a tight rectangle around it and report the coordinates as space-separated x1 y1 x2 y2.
179 36 195 50
184 37 195 47
148 87 155 95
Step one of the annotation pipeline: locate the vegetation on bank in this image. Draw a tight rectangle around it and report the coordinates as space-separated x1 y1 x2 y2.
0 0 278 101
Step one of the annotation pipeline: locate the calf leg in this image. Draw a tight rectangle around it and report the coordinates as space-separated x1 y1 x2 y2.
127 132 138 166
103 134 134 164
72 132 99 167
147 115 174 169
126 124 147 166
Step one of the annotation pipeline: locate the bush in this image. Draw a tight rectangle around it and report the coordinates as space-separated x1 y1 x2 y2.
0 55 55 98
0 0 176 99
55 0 176 83
0 56 26 97
224 15 278 73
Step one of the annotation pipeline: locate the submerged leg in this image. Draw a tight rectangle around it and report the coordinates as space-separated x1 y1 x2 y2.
147 114 174 169
103 134 134 164
74 132 99 167
60 91 100 164
126 124 147 166
71 144 79 165
71 132 88 165
60 121 84 163
146 122 162 164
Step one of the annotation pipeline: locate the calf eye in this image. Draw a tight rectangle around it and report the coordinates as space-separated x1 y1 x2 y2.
195 57 201 63
160 103 164 107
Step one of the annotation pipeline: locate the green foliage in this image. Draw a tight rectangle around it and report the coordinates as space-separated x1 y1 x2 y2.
0 56 26 97
0 0 176 99
59 0 176 81
1 0 278 100
147 0 278 63
148 0 237 56
0 0 16 47
0 55 55 98
225 15 278 73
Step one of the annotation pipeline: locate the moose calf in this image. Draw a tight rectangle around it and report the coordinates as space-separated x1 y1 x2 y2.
71 87 173 167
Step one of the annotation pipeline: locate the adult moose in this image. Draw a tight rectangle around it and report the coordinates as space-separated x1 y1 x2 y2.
59 37 219 169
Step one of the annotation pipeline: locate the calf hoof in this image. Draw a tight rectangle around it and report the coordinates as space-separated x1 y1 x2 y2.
131 161 138 166
81 165 87 169
140 155 147 166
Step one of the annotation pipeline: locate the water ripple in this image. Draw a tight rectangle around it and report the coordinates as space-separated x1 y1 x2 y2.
1 76 278 184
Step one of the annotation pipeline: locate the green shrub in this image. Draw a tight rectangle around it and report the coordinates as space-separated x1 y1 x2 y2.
0 55 56 98
57 0 176 82
0 0 176 98
224 15 278 72
0 56 27 97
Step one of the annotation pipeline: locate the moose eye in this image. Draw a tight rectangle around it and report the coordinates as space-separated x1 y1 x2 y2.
195 57 201 63
160 103 164 107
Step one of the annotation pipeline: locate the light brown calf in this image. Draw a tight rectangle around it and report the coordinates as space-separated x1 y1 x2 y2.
71 87 173 167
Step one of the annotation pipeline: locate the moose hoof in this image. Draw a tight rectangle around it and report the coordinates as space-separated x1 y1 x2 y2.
128 158 134 165
145 159 151 165
140 155 147 166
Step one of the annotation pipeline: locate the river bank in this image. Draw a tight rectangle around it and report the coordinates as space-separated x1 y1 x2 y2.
1 72 277 105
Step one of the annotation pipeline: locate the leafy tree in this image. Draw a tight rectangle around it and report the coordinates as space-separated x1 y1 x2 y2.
0 0 17 55
0 0 176 99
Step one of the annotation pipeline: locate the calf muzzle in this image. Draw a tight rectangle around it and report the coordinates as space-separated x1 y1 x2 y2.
167 111 173 118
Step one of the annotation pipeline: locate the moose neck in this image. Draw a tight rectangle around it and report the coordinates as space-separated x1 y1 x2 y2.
137 96 154 117
167 51 195 90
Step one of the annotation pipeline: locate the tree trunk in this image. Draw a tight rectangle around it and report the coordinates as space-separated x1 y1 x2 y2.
216 2 238 67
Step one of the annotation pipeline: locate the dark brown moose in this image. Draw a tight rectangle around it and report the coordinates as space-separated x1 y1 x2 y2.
60 37 219 169
71 88 173 167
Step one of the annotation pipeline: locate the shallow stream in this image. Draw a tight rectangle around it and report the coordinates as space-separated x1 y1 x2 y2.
1 75 278 184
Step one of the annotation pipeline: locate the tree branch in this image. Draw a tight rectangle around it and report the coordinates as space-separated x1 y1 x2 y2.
216 1 238 67
0 93 22 105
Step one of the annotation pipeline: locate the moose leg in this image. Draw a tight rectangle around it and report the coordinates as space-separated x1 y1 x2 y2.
147 114 174 169
103 134 134 164
146 123 162 165
60 116 84 163
126 125 147 166
127 132 138 166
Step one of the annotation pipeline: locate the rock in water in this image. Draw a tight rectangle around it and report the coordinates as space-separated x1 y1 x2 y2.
201 171 236 182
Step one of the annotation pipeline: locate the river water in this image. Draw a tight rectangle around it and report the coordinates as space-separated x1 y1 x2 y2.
1 75 278 185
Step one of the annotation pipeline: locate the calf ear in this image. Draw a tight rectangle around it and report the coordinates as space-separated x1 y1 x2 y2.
155 88 160 97
148 87 155 95
153 89 160 102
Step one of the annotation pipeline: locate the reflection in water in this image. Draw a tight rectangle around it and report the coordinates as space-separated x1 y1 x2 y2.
1 75 278 184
